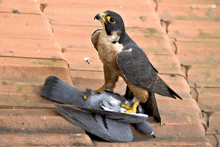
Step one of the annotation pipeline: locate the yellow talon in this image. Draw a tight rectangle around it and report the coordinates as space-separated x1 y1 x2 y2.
121 102 139 113
83 95 88 99
120 104 131 110
84 86 107 100
94 86 107 94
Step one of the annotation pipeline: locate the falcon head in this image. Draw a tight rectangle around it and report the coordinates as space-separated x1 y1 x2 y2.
94 10 125 43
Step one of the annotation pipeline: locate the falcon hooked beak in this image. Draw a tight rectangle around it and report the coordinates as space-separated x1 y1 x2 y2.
94 12 106 22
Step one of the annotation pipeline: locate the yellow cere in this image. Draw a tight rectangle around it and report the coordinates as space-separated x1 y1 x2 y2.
100 12 106 22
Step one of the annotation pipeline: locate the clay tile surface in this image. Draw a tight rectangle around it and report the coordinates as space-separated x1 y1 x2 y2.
156 0 220 146
0 0 42 14
0 0 217 146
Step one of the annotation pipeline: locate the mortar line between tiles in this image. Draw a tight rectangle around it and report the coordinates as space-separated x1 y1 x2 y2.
214 135 219 147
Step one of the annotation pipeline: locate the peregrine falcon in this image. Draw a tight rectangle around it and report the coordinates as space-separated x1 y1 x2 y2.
85 10 182 113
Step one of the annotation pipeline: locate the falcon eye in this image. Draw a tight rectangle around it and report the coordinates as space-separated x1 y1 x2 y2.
110 18 115 22
107 16 116 24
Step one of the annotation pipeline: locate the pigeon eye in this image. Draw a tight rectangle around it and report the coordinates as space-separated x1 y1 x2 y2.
107 16 116 24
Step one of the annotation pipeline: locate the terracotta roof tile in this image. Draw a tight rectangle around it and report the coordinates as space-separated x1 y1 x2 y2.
0 112 85 134
0 0 42 14
64 49 102 71
168 20 220 39
176 41 220 65
176 40 220 50
208 112 220 134
0 13 53 39
149 54 183 75
188 65 220 88
52 25 97 50
158 3 220 21
195 88 220 111
157 98 200 112
0 60 70 85
0 134 93 146
126 28 175 55
207 135 218 147
0 38 65 59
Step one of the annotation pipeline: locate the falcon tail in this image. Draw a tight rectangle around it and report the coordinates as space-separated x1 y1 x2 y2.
151 77 182 100
167 85 182 100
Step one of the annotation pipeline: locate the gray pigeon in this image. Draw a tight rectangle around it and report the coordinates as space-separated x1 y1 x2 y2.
41 76 155 142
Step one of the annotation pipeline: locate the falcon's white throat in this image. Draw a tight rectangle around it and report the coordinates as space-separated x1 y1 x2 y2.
97 28 124 63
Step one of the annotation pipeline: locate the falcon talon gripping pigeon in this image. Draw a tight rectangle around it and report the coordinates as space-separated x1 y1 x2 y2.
88 10 182 113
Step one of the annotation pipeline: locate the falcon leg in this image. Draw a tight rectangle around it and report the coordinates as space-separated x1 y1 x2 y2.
84 65 118 99
121 99 140 113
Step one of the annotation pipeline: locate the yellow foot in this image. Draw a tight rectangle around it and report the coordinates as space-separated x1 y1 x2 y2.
83 95 88 99
83 86 107 100
121 102 139 113
94 86 107 94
